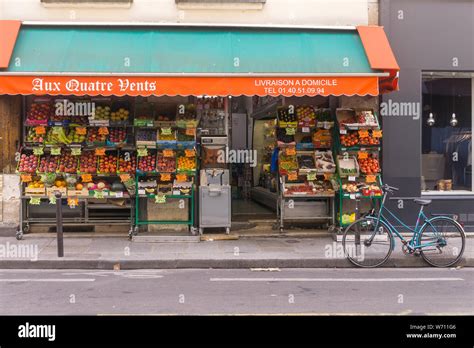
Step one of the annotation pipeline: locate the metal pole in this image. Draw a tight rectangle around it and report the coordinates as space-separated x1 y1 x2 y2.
55 191 64 257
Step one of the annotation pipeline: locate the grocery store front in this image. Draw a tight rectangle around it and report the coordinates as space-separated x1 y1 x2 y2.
0 21 399 237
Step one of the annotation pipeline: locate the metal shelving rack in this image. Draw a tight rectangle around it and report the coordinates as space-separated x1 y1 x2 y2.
333 108 384 229
16 96 136 239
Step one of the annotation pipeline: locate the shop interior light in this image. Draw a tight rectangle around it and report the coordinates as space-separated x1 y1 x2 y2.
427 112 435 126
450 113 458 127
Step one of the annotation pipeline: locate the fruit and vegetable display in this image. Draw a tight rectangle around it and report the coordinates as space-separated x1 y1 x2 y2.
340 132 359 147
359 131 380 146
136 129 156 143
338 109 378 128
312 129 332 148
98 152 118 174
58 151 78 174
87 128 107 144
67 127 87 144
297 154 315 170
92 106 111 121
278 153 298 172
45 127 70 145
177 156 196 172
157 128 176 141
18 154 38 173
283 182 316 196
108 128 127 144
359 156 380 175
337 155 359 177
342 182 382 196
79 151 97 174
296 105 316 126
157 153 176 172
177 128 195 142
26 103 52 125
25 127 45 143
277 107 297 124
110 108 129 123
138 153 157 173
314 151 336 173
27 179 45 190
118 152 136 173
342 182 359 193
38 155 58 173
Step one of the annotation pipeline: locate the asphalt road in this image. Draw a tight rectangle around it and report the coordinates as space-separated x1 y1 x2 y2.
0 268 472 315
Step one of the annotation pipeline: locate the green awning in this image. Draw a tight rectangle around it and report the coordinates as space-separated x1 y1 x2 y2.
6 25 378 74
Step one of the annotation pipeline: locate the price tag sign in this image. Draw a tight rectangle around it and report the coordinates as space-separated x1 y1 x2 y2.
71 147 81 156
163 149 174 158
358 151 369 160
358 129 369 138
67 197 79 208
323 121 331 129
285 127 296 135
176 173 187 182
323 173 332 181
137 148 148 157
306 172 317 181
33 147 44 156
339 129 347 135
285 147 296 156
366 175 377 183
49 196 57 205
76 127 87 135
20 174 32 183
155 195 166 204
98 127 109 135
95 148 106 156
302 127 310 133
160 173 171 181
185 149 195 157
348 176 356 182
29 197 41 205
287 171 298 181
161 127 172 135
185 128 195 136
93 190 105 199
372 130 383 138
349 194 356 200
51 147 61 156
35 126 46 135
81 174 92 183
114 191 124 198
119 174 131 183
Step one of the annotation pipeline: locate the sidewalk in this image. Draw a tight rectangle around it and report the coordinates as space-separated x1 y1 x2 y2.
0 233 472 269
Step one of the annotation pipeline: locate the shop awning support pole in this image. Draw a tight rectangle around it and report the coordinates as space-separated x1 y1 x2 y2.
55 191 64 257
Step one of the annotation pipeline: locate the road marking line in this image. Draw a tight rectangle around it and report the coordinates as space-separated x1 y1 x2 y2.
210 277 464 282
0 278 95 282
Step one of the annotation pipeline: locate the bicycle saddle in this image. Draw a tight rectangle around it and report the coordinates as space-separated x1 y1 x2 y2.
413 198 432 206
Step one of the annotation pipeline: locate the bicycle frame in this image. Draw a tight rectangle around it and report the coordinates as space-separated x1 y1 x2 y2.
368 192 442 250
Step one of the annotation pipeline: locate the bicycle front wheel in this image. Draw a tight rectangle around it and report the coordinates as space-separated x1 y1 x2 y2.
342 217 393 268
419 217 465 267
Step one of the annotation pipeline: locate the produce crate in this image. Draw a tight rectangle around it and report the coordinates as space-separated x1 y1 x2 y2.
25 187 46 196
46 187 67 197
314 150 336 174
67 188 89 197
336 155 360 178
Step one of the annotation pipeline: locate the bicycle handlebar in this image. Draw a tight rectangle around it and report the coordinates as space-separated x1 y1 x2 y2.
382 184 399 193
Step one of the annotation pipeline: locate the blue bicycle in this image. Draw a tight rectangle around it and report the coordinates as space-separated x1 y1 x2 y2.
342 184 466 268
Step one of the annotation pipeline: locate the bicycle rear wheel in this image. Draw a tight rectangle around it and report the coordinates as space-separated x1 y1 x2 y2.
342 217 393 268
419 217 465 267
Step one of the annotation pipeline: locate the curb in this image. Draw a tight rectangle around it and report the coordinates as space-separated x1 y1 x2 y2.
0 257 472 269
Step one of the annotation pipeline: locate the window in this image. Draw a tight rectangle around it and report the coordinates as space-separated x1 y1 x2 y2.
422 72 473 193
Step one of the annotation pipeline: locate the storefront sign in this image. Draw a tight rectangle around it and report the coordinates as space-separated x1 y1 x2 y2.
0 76 379 97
